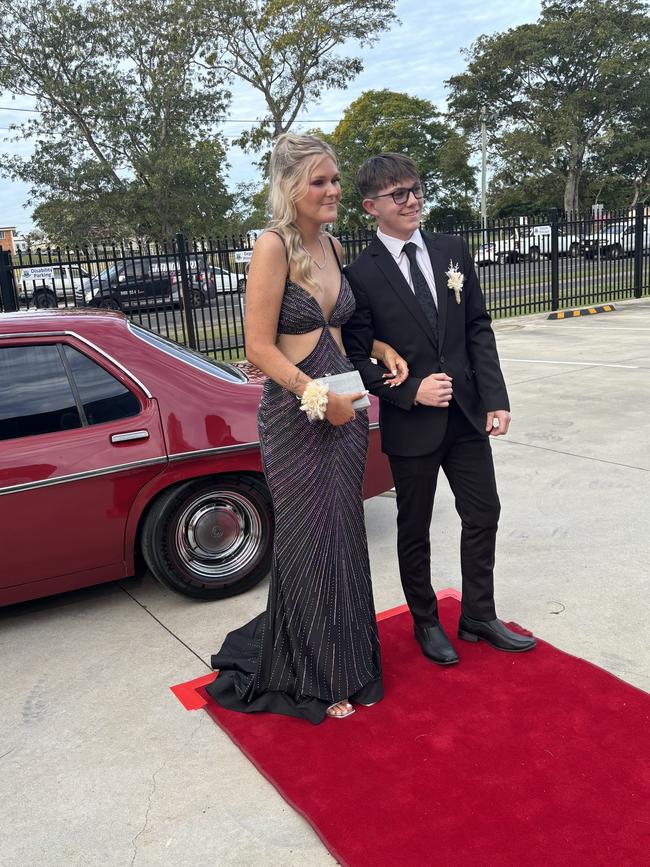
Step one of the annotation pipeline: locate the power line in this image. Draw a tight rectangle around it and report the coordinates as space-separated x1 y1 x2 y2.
0 106 342 123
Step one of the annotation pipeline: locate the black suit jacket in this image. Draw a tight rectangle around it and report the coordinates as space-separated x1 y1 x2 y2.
342 231 509 457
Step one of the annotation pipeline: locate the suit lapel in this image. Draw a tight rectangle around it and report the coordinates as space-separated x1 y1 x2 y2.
369 235 438 350
422 232 448 351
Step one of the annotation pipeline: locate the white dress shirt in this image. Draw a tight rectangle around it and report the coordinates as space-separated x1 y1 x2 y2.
376 227 438 309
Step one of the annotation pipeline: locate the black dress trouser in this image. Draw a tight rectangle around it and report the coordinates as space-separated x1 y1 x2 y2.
388 400 500 626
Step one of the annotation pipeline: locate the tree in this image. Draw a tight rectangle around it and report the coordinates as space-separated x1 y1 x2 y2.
0 0 233 244
589 77 650 210
204 0 397 153
223 181 269 236
327 90 477 230
482 129 566 217
446 0 650 214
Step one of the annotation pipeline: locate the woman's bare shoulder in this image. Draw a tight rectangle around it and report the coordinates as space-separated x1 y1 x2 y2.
247 230 288 294
255 229 286 252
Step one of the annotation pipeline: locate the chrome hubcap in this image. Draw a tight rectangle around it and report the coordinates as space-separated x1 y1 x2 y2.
175 491 262 581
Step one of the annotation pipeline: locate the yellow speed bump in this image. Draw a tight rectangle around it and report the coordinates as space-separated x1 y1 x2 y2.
548 304 615 320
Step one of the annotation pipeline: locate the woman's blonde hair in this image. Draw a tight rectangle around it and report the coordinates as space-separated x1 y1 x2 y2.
266 132 338 292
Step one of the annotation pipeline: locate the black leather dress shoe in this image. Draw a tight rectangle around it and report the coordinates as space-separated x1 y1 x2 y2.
414 624 459 665
458 614 536 652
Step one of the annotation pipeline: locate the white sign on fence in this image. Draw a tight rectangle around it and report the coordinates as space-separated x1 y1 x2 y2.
20 266 56 281
234 250 253 264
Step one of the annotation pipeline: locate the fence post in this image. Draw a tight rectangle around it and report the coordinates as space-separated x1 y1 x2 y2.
550 209 560 311
174 233 197 350
633 202 644 299
0 250 18 312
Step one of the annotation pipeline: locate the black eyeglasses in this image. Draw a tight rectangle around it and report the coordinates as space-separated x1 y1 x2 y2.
368 184 424 205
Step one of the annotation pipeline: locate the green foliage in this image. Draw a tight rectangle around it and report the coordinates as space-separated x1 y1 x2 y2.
328 89 477 230
0 0 232 244
446 0 650 214
223 181 269 237
203 0 397 153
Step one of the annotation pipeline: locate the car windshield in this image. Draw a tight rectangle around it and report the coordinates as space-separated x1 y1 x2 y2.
128 323 247 383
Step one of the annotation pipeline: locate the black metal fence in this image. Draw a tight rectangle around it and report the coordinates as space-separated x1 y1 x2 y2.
1 206 649 359
446 205 650 318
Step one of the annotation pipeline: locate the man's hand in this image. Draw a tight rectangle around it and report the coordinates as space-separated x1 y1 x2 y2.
486 410 511 437
415 373 453 407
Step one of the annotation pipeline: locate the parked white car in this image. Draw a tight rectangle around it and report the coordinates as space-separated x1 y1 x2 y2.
19 264 92 307
474 225 583 265
582 220 650 259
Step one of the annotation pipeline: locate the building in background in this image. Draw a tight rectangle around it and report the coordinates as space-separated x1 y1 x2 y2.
0 227 17 255
13 234 29 253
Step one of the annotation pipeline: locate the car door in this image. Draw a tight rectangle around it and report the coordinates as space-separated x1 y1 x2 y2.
116 259 148 307
142 260 172 305
0 336 167 597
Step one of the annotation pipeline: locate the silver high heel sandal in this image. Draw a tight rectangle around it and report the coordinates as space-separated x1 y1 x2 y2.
326 700 355 719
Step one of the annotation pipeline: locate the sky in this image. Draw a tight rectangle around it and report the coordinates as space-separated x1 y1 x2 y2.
0 0 542 235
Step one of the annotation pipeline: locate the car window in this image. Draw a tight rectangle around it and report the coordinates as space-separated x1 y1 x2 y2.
95 265 118 285
63 346 141 425
129 323 247 383
0 345 82 441
123 260 148 279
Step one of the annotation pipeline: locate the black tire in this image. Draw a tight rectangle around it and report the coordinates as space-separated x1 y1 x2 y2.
97 294 122 310
569 242 581 258
237 277 247 292
528 246 540 262
33 290 57 309
191 288 207 308
608 244 623 260
141 475 274 600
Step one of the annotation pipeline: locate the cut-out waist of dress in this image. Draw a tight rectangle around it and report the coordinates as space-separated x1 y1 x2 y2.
276 276 356 334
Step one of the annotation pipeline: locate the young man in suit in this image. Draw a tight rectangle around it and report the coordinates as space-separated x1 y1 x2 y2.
342 153 535 663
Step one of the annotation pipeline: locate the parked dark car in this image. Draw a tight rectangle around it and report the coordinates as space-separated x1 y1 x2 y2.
0 310 393 606
85 259 207 310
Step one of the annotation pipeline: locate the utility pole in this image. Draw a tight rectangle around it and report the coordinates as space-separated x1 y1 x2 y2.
480 106 488 232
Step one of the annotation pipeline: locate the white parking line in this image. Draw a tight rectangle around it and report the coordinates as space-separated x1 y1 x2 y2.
500 358 639 369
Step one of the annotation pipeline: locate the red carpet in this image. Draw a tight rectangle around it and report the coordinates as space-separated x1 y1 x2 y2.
172 595 650 866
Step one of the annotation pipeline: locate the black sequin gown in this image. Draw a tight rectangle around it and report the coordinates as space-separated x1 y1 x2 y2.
205 274 383 724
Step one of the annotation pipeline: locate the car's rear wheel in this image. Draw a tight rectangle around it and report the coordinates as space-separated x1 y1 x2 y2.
569 242 581 258
33 289 57 309
528 246 540 262
141 475 273 599
97 295 122 310
608 244 623 260
191 288 207 308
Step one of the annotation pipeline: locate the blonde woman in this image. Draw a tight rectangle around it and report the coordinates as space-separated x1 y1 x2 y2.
205 133 408 724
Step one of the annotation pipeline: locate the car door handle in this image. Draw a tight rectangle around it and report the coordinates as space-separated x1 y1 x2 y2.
110 430 150 444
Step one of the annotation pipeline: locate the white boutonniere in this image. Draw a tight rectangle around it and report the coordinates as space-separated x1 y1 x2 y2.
446 260 464 304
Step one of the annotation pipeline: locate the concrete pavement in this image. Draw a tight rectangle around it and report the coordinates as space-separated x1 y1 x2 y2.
2 298 649 866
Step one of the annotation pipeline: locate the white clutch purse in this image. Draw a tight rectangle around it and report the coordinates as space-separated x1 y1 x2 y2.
313 369 371 410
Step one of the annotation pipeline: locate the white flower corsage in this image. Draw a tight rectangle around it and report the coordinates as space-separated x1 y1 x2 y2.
446 260 464 304
299 380 329 421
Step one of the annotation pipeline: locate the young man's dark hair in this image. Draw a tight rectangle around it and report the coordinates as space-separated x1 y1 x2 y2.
356 153 420 199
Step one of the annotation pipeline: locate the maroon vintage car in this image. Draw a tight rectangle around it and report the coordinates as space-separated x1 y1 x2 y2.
0 310 392 606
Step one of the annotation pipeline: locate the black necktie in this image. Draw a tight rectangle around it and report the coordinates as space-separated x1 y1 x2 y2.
402 242 438 333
